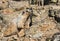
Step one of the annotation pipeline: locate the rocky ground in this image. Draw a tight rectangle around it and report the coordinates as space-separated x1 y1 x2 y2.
0 0 60 41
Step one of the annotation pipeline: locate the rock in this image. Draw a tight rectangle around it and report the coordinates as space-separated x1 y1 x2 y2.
30 38 36 41
1 37 9 41
18 29 25 37
30 38 38 41
9 1 29 9
56 23 60 30
0 0 8 9
55 10 60 18
7 35 20 41
40 18 56 32
3 22 17 37
24 37 30 41
0 32 3 40
32 9 48 26
2 8 15 14
25 25 43 38
19 37 24 41
51 32 60 41
32 32 43 38
51 0 57 3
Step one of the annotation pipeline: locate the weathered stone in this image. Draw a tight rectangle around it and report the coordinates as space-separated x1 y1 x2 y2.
24 37 30 41
18 29 25 37
9 1 29 9
1 37 9 41
7 35 20 41
0 0 8 9
51 0 57 2
51 32 60 41
2 8 15 14
3 22 17 37
40 18 56 32
30 38 38 41
25 25 43 38
30 38 36 41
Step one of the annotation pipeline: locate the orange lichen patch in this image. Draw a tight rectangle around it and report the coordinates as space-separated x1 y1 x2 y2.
3 8 14 14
